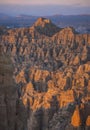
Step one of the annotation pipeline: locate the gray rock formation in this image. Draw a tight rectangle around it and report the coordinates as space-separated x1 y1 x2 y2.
0 45 18 130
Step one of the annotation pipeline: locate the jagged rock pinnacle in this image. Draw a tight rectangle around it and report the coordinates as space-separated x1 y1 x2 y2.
34 17 52 27
33 17 60 36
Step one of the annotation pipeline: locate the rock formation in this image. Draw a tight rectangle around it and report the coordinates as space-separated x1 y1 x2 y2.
71 105 81 127
33 17 60 36
0 45 18 130
86 116 90 126
0 18 90 130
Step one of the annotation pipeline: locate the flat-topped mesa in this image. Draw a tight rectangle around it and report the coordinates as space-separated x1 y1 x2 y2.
33 17 60 36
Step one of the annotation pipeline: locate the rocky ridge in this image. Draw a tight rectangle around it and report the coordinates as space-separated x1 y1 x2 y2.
0 17 90 130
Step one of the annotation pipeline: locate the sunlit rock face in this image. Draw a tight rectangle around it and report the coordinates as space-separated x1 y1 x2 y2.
0 18 90 130
71 105 82 127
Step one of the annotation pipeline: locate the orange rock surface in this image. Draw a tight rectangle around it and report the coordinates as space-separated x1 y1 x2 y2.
71 105 82 127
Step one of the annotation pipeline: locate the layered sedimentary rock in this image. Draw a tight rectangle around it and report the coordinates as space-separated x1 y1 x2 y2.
0 18 90 130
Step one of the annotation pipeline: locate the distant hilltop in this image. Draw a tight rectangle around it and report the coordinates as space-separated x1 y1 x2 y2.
0 13 90 33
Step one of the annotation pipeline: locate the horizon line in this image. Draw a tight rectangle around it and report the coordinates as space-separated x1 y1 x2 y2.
0 12 90 17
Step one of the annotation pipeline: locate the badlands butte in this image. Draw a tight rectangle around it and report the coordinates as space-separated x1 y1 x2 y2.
0 17 90 130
